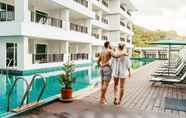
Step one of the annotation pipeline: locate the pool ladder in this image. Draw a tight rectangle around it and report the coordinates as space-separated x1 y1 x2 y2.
7 74 47 112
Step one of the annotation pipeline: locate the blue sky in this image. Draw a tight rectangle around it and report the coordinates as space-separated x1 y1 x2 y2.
131 0 186 35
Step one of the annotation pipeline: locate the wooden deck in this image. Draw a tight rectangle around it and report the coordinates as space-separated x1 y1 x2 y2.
18 61 186 118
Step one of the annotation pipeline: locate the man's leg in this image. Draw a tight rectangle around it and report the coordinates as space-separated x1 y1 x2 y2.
114 77 119 104
100 80 110 104
118 79 126 104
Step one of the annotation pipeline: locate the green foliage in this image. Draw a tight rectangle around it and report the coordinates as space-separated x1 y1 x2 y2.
59 63 75 89
133 25 182 47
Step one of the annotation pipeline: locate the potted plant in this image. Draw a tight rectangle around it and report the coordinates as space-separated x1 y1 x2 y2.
59 63 75 101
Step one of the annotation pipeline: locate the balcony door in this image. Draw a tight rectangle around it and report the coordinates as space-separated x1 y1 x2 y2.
6 43 17 67
35 44 48 63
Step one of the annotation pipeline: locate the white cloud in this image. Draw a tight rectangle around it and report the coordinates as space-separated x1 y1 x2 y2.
131 0 186 35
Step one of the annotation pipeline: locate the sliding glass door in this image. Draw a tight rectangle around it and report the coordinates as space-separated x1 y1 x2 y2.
6 43 17 67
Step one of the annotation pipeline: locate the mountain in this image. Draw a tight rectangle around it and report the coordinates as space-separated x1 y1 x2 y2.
132 25 186 47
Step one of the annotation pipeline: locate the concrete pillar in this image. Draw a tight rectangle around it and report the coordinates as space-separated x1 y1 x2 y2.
86 19 92 35
61 9 70 31
15 0 30 22
89 44 92 61
17 37 30 70
64 41 69 62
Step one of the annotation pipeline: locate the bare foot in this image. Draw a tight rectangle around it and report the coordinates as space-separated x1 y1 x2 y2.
100 98 107 105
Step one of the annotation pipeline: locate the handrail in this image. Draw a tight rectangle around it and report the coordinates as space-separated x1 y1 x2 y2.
20 74 47 106
7 77 29 111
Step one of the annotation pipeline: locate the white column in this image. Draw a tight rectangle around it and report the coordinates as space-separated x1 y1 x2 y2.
89 44 92 61
86 19 92 35
15 0 30 22
17 37 29 70
64 41 69 62
61 9 70 31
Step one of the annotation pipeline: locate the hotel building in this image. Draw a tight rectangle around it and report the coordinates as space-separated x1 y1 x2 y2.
0 0 136 73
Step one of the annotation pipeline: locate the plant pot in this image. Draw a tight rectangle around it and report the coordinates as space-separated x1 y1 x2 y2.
61 88 73 100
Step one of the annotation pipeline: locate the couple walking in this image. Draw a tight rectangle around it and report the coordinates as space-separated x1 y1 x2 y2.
97 41 132 105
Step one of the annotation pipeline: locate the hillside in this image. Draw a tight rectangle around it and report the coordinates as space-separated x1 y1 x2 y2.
133 25 186 47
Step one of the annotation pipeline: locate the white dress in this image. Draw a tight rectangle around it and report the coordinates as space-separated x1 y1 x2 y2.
111 55 131 78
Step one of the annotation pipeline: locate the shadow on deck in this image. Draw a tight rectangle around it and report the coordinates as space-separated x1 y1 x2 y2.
18 61 186 118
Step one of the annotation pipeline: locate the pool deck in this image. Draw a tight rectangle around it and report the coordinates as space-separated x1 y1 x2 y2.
17 61 186 118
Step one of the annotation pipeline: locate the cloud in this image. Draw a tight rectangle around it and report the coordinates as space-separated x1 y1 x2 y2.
131 0 186 35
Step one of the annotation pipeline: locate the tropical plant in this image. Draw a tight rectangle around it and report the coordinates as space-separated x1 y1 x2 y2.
59 63 75 89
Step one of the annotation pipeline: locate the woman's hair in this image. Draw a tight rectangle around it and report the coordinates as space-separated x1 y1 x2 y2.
118 43 125 51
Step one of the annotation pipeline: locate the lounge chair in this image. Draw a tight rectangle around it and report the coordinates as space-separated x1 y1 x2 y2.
151 63 185 77
150 71 186 84
160 57 183 69
155 61 185 74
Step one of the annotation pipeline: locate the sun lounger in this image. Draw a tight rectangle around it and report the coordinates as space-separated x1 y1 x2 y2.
150 71 186 84
155 61 185 74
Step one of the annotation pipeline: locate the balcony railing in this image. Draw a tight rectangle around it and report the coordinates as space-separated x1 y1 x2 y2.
74 0 88 8
102 35 108 40
0 11 14 21
31 11 63 29
120 21 125 27
70 23 88 33
71 53 89 61
102 0 109 7
102 18 108 24
32 53 64 64
92 33 99 39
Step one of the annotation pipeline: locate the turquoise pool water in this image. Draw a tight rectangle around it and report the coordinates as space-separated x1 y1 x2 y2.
0 66 100 115
0 59 154 116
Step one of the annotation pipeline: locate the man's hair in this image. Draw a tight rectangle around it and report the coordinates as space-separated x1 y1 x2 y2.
104 41 110 48
118 43 125 51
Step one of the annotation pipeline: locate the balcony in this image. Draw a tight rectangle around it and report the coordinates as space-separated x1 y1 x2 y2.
101 18 108 24
102 35 108 40
120 5 126 12
31 11 63 29
127 11 132 16
120 21 126 27
70 53 89 61
95 14 100 21
32 53 64 64
0 11 14 21
70 23 88 34
73 0 88 8
120 38 125 42
102 0 109 7
92 33 99 39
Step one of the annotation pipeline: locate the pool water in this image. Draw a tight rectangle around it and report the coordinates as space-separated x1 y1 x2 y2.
0 59 154 116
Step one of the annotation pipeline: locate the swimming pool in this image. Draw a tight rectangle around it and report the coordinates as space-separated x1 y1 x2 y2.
0 59 154 117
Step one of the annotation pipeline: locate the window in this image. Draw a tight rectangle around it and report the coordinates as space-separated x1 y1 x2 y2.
35 44 48 63
35 10 48 24
6 43 17 67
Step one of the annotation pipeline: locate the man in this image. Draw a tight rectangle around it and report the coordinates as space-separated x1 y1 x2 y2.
97 41 113 104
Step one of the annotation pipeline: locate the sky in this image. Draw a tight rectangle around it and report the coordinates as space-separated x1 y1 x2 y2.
131 0 186 36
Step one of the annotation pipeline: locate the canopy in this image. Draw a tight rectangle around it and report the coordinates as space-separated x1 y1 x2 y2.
150 39 186 45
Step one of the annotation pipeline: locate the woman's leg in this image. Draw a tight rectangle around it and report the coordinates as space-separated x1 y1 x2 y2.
118 78 126 104
114 77 119 104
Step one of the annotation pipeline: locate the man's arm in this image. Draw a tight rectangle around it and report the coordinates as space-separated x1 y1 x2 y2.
97 54 101 66
111 50 128 58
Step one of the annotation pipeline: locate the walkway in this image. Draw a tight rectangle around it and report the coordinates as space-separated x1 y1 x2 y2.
18 61 186 118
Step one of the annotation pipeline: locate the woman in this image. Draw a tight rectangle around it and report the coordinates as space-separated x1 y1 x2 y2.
111 43 132 105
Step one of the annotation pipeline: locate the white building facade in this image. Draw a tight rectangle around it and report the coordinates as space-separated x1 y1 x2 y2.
0 0 136 72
